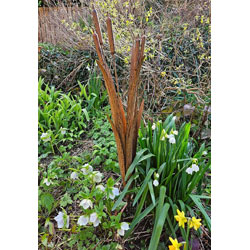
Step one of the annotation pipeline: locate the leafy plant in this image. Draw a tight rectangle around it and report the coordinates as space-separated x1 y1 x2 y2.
38 77 90 154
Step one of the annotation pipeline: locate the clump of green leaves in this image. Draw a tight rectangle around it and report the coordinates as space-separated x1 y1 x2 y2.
38 77 90 154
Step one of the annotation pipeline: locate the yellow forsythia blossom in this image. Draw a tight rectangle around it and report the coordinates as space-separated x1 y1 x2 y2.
161 71 166 77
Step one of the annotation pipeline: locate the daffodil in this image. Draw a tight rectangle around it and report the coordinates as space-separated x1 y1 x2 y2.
168 237 182 250
174 209 187 228
189 216 202 230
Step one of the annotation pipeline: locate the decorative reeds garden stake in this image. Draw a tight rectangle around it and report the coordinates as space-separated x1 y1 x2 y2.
92 9 145 187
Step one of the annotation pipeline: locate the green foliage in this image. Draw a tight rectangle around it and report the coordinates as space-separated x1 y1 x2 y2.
40 192 55 214
38 77 90 154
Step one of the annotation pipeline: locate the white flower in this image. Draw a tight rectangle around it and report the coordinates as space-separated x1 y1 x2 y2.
152 123 156 130
77 215 89 226
90 212 98 223
80 199 93 209
89 212 100 227
96 185 105 192
54 212 69 228
121 222 129 230
118 222 130 236
109 187 119 200
155 173 159 179
92 171 102 183
81 164 93 175
70 172 78 180
153 179 159 187
172 130 178 135
60 127 67 135
191 164 199 172
118 228 125 236
160 129 167 141
93 218 100 227
186 167 193 175
173 116 177 121
167 134 176 144
41 132 51 142
186 164 199 175
202 151 208 156
43 178 51 186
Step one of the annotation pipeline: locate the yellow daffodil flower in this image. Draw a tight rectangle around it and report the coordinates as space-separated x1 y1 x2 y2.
168 237 182 250
189 217 202 230
174 209 187 228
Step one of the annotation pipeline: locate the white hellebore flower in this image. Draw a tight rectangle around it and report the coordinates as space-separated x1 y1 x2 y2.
60 127 67 135
41 132 51 142
81 164 93 175
152 123 156 130
92 171 102 183
109 187 120 200
43 178 51 186
90 212 100 227
77 215 89 226
54 212 69 229
167 134 176 144
118 222 130 236
191 164 199 172
153 179 159 187
70 172 78 180
80 199 93 209
96 184 105 192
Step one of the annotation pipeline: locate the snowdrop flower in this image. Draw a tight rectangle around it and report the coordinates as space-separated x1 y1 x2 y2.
96 184 105 192
60 127 67 135
160 129 167 141
186 167 193 175
118 222 130 236
81 164 93 175
172 130 178 135
41 132 51 142
77 215 89 226
43 178 51 186
191 164 199 172
167 134 176 144
92 171 102 183
80 199 93 209
54 211 69 228
152 123 156 130
109 187 119 200
202 151 208 156
70 172 78 180
90 212 101 227
186 164 199 175
153 179 159 187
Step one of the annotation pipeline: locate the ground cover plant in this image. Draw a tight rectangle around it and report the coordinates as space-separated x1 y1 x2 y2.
38 0 211 249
